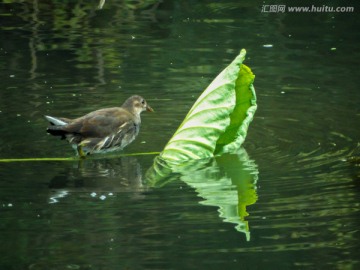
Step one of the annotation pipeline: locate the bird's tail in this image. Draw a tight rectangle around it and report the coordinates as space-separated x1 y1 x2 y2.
44 115 70 138
46 125 67 137
44 115 68 126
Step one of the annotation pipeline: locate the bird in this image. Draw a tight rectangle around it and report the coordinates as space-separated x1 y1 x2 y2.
45 95 153 157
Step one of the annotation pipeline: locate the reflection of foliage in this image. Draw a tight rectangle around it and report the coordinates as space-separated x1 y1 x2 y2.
0 0 163 83
98 0 162 10
348 143 360 164
146 148 258 240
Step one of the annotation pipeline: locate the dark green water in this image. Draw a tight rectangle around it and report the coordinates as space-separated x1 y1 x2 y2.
1 1 359 269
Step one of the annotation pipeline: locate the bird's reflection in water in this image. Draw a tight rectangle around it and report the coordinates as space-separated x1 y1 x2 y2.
48 156 146 203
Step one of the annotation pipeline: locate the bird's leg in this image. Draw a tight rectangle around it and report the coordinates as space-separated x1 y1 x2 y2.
77 145 86 159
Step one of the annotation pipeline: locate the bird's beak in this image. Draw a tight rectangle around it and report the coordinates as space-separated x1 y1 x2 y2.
146 105 154 112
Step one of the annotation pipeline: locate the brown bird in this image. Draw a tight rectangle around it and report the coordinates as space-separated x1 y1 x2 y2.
45 95 153 157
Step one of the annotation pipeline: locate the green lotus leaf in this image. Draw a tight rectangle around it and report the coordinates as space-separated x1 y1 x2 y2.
160 49 257 162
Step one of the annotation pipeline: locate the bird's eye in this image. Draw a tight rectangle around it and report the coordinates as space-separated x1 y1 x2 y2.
141 100 145 105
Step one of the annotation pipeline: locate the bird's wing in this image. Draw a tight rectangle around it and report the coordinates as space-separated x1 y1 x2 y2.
63 108 135 138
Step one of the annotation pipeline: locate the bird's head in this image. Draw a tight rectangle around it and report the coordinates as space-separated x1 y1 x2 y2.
123 95 153 115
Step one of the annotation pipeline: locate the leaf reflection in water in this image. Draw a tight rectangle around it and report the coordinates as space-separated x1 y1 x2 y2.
146 147 258 240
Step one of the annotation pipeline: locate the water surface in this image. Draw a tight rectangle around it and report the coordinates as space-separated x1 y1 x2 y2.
0 1 359 269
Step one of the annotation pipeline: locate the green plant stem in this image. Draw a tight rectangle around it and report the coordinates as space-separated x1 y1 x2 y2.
0 151 160 163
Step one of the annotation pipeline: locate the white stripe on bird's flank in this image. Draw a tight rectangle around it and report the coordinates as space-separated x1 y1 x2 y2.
95 136 109 151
